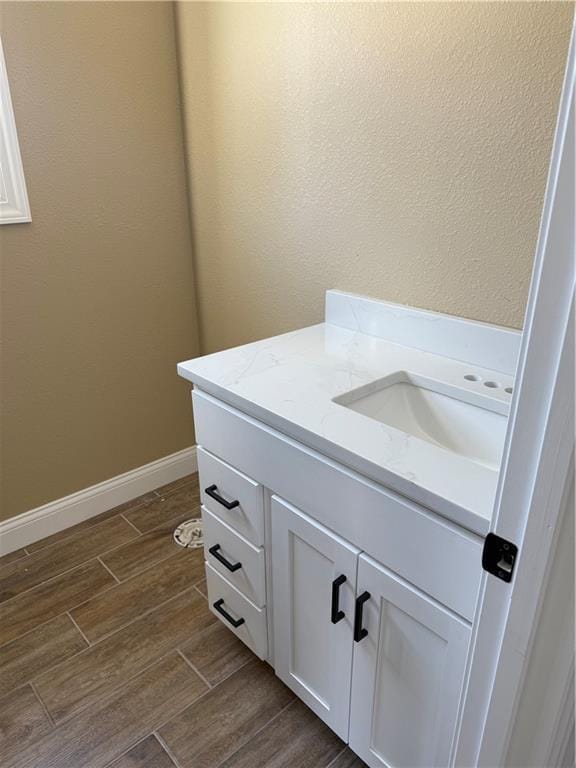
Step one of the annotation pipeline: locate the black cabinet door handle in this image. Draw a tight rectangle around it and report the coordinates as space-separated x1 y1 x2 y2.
354 591 371 642
331 574 347 624
209 544 242 572
213 598 245 628
205 484 240 510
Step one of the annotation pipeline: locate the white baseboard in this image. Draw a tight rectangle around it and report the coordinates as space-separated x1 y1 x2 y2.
0 446 197 556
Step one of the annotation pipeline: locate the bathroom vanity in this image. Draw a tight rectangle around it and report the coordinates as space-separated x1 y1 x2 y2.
177 290 520 768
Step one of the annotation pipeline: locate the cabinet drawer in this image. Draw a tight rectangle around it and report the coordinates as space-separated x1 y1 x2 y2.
205 562 267 660
203 506 266 608
198 446 264 546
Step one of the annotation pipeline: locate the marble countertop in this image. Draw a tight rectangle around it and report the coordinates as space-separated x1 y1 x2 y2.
178 304 516 537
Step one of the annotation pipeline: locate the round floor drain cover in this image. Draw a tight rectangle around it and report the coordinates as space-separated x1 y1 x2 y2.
173 518 203 548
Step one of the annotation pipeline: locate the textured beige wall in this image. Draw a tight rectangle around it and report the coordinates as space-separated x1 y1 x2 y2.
0 2 199 520
176 1 573 354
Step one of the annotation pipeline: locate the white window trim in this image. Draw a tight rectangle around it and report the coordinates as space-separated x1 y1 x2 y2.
0 38 31 225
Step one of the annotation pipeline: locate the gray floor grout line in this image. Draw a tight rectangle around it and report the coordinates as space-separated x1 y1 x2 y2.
27 587 208 726
0 490 200 715
212 698 298 768
13 644 256 766
3 479 208 763
21 516 121 556
151 675 220 732
67 610 93 647
0 560 123 651
0 536 201 649
105 541 202 584
176 648 213 689
119 512 143 535
0 521 143 608
194 583 207 600
29 679 57 728
0 478 197 571
97 555 122 584
147 658 262 756
154 486 194 503
0 549 29 566
0 682 57 766
114 497 202 540
100 733 164 768
153 475 198 500
154 730 184 768
0 557 108 609
0 615 98 703
10 510 141 561
20 493 157 557
86 578 206 645
4 652 197 765
0 505 200 613
209 656 254 688
325 745 351 768
36 646 209 731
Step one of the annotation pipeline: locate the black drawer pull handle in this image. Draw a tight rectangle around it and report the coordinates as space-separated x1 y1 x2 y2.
331 574 347 624
213 598 245 628
209 544 242 572
354 591 371 642
205 484 240 510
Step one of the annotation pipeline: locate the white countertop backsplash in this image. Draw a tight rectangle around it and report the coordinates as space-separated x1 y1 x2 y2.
178 291 520 536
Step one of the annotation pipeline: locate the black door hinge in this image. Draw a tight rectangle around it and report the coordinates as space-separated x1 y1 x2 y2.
482 533 518 583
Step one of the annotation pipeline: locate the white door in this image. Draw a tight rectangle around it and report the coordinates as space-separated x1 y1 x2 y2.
271 495 360 740
349 554 471 768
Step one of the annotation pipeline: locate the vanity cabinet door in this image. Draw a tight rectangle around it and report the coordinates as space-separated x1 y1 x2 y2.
349 554 471 768
271 496 360 740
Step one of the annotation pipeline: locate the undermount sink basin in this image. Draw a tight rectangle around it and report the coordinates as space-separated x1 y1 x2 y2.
333 371 508 470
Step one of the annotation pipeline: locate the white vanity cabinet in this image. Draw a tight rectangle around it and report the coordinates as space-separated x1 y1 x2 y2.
192 389 482 768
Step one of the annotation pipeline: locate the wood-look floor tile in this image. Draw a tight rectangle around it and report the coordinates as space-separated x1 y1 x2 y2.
100 515 192 582
195 579 207 598
6 653 206 768
0 549 28 567
159 659 294 768
107 490 160 514
0 517 137 604
328 748 368 768
108 735 176 767
0 613 87 697
0 560 116 646
71 549 205 643
180 620 254 686
220 698 343 768
123 484 200 534
153 473 198 499
36 588 214 722
25 508 126 554
0 685 53 764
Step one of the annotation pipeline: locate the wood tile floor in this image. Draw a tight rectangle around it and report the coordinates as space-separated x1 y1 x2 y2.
0 474 366 768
